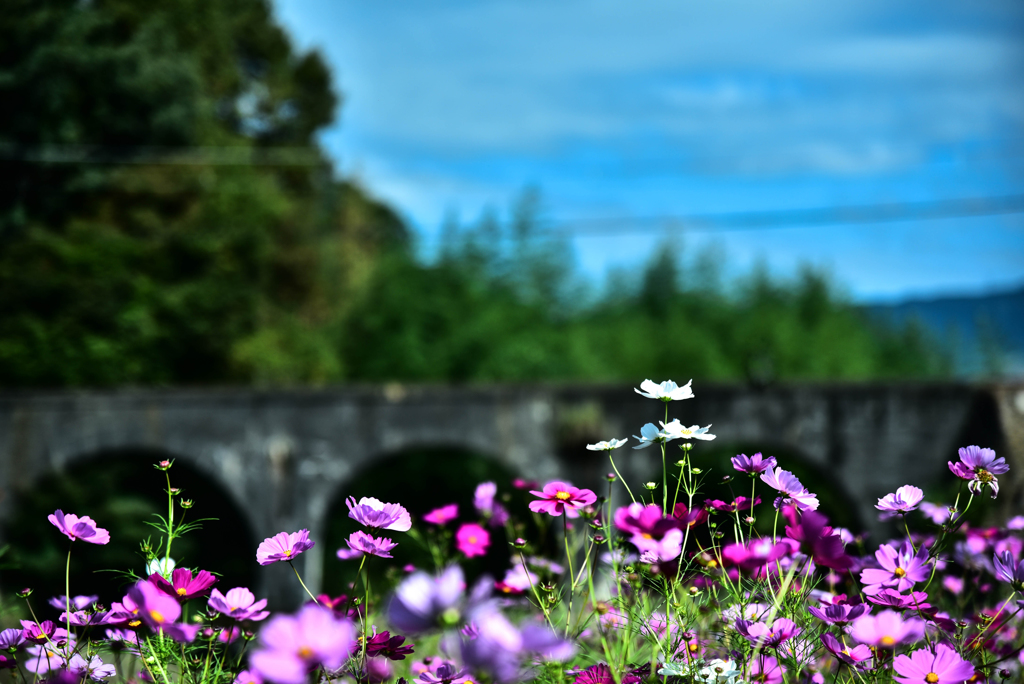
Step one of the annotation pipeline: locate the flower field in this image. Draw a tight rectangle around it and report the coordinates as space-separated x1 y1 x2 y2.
2 381 1021 684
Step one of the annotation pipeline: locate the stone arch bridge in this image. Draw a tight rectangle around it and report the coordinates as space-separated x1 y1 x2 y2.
1 382 1022 604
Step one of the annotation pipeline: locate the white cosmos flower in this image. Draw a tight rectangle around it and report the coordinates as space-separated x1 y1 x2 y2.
586 438 628 451
697 659 742 684
146 557 176 579
634 379 694 401
632 422 667 449
663 420 716 441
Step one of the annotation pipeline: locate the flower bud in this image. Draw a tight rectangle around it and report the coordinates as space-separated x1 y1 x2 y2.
691 467 702 474
606 472 617 482
154 459 174 471
169 488 181 496
180 499 194 509
16 588 32 598
680 443 693 451
644 482 658 490
511 538 527 549
592 534 606 544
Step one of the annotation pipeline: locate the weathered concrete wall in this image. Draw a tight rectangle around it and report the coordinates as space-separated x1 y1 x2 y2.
0 382 1021 605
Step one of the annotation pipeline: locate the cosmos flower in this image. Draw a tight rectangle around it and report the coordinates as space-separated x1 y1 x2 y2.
850 610 926 648
586 439 628 451
994 551 1024 589
893 644 975 684
860 541 931 595
126 581 199 642
705 496 760 513
807 602 870 626
948 445 1009 498
208 587 270 621
47 595 98 611
721 538 792 571
249 605 355 684
920 502 957 525
734 618 801 648
455 523 490 558
819 634 872 666
149 568 217 601
528 482 596 517
47 511 109 544
417 663 472 684
634 379 694 401
866 589 931 610
784 507 852 570
876 485 925 514
364 631 415 660
731 453 777 475
388 566 487 634
473 482 509 527
256 530 315 565
453 604 574 683
662 421 716 441
347 497 412 532
68 654 116 681
748 656 784 684
760 467 819 511
340 531 397 559
423 504 459 525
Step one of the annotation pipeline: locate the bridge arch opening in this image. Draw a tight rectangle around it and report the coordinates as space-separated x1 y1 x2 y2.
319 445 524 598
0 448 257 606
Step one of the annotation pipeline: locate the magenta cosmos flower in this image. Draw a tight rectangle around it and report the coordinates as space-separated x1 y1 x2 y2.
876 485 925 514
455 523 490 558
250 605 355 684
208 587 270 621
528 481 596 518
256 530 315 565
807 602 870 626
338 531 397 559
734 618 800 648
850 610 925 648
893 644 975 684
731 453 776 475
860 541 931 595
47 510 110 544
149 568 217 601
346 497 412 531
423 504 459 525
126 580 200 642
948 445 1009 498
759 467 819 511
474 482 509 527
820 634 872 666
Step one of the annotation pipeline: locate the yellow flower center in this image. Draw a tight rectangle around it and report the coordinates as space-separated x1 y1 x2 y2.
128 620 141 628
926 674 939 684
176 588 187 596
149 609 164 623
880 635 896 646
467 536 478 544
284 550 292 556
976 468 994 483
688 643 699 653
641 533 653 539
894 567 906 578
298 646 313 658
555 491 572 501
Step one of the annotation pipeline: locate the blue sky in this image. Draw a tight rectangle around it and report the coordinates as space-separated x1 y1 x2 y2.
275 0 1024 302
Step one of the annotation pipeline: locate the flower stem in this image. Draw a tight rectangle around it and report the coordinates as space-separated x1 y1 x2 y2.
608 453 635 503
288 560 320 606
562 512 575 636
64 542 72 652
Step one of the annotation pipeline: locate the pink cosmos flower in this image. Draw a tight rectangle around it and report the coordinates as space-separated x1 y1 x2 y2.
235 670 262 684
68 653 116 682
994 550 1024 589
48 595 97 611
249 605 355 684
456 523 491 558
256 530 315 565
807 602 869 626
496 565 537 594
732 453 776 475
347 497 412 532
364 631 415 660
474 482 509 527
893 644 975 684
876 485 925 514
47 510 110 544
423 504 459 526
340 531 397 559
735 618 801 648
721 538 792 571
860 541 931 595
820 633 872 666
920 502 957 525
759 467 819 510
784 507 853 570
866 589 931 610
850 610 926 648
948 445 1009 498
208 587 270 621
126 580 200 642
149 568 218 601
706 496 760 513
749 656 784 684
528 481 596 518
20 620 60 645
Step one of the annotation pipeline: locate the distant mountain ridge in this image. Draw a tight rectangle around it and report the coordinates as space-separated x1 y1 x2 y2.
865 284 1024 377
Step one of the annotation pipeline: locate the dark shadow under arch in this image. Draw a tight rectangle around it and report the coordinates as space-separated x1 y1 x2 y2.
0 448 257 607
320 445 521 597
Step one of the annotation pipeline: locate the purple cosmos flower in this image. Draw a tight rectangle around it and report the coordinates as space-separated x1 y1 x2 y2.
127 580 200 642
364 631 415 660
104 629 139 646
819 634 872 666
948 445 1009 498
706 496 760 513
876 485 925 514
388 566 485 634
721 538 792 571
256 530 315 565
575 664 642 684
455 523 490 558
749 656 784 684
614 503 684 560
528 482 596 518
25 640 72 675
417 663 472 684
784 508 853 570
48 595 97 612
68 654 116 681
20 621 60 645
866 589 931 610
250 605 354 684
473 482 509 527
338 531 397 559
208 587 270 621
235 670 262 684
453 605 574 683
60 610 117 627
731 453 776 475
423 504 459 526
860 541 931 595
920 502 957 525
850 610 926 648
994 551 1024 589
347 496 412 532
807 602 870 626
0 628 24 656
893 644 975 684
47 511 110 544
734 618 801 648
760 467 819 511
149 568 218 601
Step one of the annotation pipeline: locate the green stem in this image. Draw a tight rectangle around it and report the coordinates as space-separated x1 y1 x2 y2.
608 453 635 503
662 403 669 514
64 543 72 653
165 472 174 563
562 512 575 636
288 560 320 605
